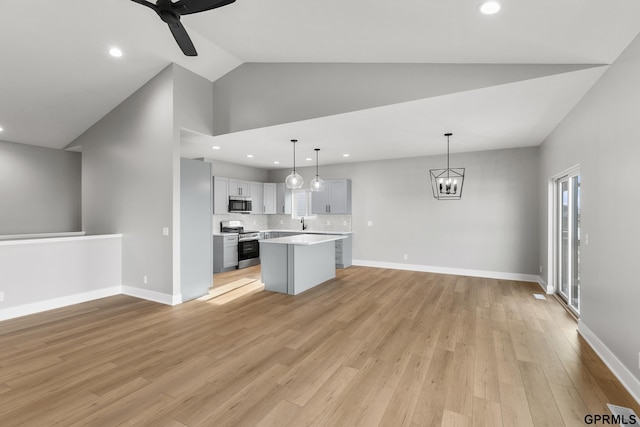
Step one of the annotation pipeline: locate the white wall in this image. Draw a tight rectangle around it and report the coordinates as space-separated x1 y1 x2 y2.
539 32 640 392
74 65 176 298
0 235 122 320
270 146 540 277
0 140 81 235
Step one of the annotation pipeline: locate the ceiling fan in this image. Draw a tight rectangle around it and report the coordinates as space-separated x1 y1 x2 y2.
130 0 236 56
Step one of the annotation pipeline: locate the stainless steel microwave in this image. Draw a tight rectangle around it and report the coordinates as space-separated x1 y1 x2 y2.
228 196 252 213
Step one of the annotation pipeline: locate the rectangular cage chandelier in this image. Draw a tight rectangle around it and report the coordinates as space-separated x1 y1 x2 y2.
429 133 465 200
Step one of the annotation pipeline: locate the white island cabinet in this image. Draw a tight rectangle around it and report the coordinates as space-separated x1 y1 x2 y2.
260 234 347 295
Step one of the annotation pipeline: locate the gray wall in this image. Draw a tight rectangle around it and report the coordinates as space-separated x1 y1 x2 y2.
539 32 640 382
207 158 269 182
74 65 175 296
180 158 212 301
0 140 81 235
212 63 599 135
174 64 214 135
270 146 540 275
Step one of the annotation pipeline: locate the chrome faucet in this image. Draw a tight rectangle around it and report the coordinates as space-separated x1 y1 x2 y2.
301 217 307 231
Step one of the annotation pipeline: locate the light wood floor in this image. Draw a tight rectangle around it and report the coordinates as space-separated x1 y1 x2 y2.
0 266 637 426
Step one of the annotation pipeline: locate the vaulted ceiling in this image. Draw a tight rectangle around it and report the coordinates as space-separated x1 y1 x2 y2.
2 0 640 167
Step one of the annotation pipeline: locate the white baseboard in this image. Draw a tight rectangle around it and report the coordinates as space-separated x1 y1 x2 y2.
578 320 640 406
0 286 121 322
537 276 554 294
351 259 541 283
122 286 182 306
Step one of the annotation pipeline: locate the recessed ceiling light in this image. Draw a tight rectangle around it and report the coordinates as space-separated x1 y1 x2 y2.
247 154 254 158
479 1 501 14
211 146 220 150
273 161 280 164
306 157 313 161
343 154 350 157
0 126 3 132
109 47 123 58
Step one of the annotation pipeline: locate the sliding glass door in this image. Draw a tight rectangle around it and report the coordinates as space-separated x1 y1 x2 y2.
556 172 580 314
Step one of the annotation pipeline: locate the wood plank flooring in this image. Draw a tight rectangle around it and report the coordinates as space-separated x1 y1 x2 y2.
0 266 637 426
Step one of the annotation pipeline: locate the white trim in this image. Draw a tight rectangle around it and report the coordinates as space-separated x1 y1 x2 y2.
578 320 640 406
0 287 121 322
0 234 123 246
122 286 182 306
352 259 540 283
0 231 86 241
537 276 553 294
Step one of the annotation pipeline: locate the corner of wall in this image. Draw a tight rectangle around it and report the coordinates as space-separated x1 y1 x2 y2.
578 320 640 406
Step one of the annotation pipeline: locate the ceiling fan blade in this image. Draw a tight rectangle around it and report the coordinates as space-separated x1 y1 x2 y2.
173 0 236 15
129 0 158 12
166 19 198 56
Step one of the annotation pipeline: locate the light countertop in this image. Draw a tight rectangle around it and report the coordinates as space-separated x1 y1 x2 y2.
260 234 347 246
262 229 353 235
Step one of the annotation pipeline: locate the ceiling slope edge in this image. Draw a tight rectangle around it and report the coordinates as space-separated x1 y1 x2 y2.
211 62 605 136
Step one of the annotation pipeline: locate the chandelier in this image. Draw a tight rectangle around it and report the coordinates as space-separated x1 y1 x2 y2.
429 133 465 200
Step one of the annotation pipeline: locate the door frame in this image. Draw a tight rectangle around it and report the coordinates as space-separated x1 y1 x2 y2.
548 164 581 315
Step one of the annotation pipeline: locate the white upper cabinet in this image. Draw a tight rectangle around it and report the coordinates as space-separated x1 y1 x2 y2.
276 183 292 214
213 176 228 214
311 179 352 215
228 179 250 197
250 181 263 214
263 183 277 214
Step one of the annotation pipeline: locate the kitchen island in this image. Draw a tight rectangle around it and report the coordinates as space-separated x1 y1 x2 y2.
260 234 347 295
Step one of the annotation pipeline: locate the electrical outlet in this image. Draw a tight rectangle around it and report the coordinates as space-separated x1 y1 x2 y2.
343 221 347 226
143 276 148 285
326 220 331 226
0 291 4 302
162 227 169 236
280 220 283 225
539 265 543 273
638 352 640 370
404 254 408 260
367 221 373 226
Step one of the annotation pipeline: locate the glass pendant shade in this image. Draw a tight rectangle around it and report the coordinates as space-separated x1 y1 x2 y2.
310 148 325 192
310 176 325 192
285 171 304 189
285 139 304 189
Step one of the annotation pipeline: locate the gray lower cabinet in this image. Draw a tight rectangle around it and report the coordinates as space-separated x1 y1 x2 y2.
335 234 352 268
263 232 352 268
213 234 238 273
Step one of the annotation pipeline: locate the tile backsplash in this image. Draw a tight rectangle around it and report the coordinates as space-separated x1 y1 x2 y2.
213 214 269 232
212 214 351 233
267 214 352 232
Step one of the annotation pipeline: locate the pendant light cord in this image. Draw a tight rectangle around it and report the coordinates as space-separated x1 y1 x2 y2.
447 134 450 180
292 139 297 173
315 148 320 178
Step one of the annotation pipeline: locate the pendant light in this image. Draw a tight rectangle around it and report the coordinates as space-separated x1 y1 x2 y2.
285 139 303 189
429 133 465 200
310 148 325 192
